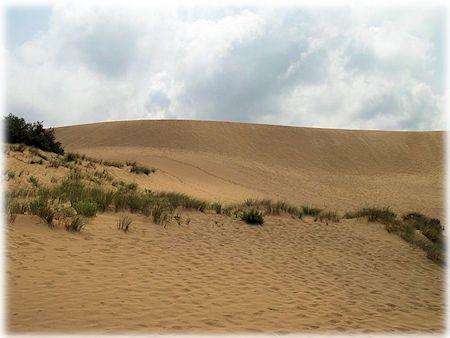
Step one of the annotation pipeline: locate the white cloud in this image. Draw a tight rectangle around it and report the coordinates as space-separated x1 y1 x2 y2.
6 5 446 130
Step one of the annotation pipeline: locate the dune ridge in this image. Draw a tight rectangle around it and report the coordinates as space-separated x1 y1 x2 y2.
56 120 445 219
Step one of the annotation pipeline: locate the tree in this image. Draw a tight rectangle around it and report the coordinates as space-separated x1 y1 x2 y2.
4 114 64 154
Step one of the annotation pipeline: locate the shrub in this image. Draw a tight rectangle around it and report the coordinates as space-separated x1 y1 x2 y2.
29 176 39 187
130 165 154 175
173 213 183 225
402 212 444 243
117 216 132 232
29 198 55 228
302 205 322 217
315 211 340 223
64 152 80 162
152 201 172 226
211 202 222 214
93 169 112 181
73 200 97 217
103 160 125 168
9 144 25 152
6 170 15 180
156 192 208 212
345 207 398 225
425 243 444 265
241 208 264 225
65 216 87 233
5 114 64 154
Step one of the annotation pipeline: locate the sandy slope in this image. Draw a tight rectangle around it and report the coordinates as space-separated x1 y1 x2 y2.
7 213 444 333
55 120 445 219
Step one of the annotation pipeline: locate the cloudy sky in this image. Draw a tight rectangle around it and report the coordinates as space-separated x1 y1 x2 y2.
5 3 447 130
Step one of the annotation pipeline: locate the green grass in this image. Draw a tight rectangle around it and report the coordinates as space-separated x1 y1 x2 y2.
29 198 55 228
344 207 398 225
73 200 97 217
241 208 264 225
155 192 208 212
152 201 172 226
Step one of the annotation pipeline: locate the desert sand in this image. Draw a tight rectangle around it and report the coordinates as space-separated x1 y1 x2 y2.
6 120 446 333
8 213 444 333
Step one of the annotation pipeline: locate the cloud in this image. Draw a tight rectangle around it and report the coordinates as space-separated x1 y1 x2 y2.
6 5 446 130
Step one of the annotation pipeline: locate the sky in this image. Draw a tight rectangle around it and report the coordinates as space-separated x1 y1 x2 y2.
4 3 447 130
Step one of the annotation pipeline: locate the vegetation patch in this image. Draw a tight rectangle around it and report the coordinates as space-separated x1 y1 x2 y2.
64 216 87 232
302 205 322 217
117 216 133 232
5 114 64 154
73 200 97 217
315 211 340 223
130 165 155 175
241 208 264 225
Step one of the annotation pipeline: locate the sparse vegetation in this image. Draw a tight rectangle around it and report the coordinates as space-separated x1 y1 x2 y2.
4 143 444 265
64 216 87 232
73 200 97 217
315 211 339 223
211 202 222 214
152 201 172 226
29 198 55 228
302 205 322 217
117 216 133 232
6 170 15 180
344 207 398 225
29 176 39 187
241 208 264 225
103 160 125 168
130 165 154 175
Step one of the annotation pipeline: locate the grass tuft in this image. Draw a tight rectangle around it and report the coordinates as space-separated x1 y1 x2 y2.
130 165 155 175
241 208 264 225
64 216 87 232
117 216 133 232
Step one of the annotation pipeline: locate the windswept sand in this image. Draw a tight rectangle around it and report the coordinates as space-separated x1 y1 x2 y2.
7 213 444 333
56 120 445 220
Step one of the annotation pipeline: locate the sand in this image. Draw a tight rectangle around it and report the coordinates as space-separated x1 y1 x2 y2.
55 120 445 220
7 213 444 333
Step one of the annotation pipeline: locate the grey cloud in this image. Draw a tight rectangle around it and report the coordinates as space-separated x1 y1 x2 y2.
6 6 446 130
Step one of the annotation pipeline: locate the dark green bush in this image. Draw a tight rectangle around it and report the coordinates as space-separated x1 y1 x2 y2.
5 114 64 154
241 208 264 225
403 212 444 243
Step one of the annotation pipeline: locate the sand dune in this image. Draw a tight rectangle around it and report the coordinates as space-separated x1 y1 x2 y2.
8 213 444 333
6 120 445 333
56 120 445 219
